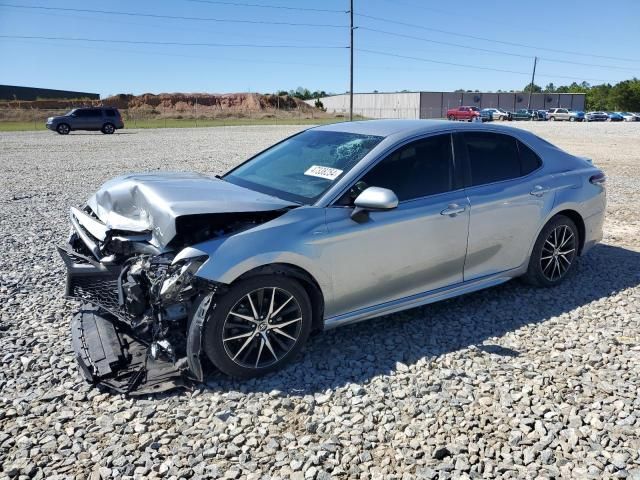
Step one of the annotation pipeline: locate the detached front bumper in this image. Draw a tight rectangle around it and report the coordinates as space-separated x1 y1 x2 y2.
71 308 186 395
58 244 189 395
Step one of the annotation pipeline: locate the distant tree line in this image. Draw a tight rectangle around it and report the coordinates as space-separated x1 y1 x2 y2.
276 87 329 101
522 78 640 111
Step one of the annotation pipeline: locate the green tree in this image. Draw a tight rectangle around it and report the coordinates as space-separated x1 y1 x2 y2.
610 78 640 111
585 84 612 111
523 83 542 93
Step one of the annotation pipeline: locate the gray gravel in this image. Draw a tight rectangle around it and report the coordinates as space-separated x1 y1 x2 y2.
1 123 639 479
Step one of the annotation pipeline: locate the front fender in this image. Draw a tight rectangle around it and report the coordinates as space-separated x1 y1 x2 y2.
191 207 333 303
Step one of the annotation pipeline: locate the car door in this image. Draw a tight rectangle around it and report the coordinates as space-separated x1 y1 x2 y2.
87 109 103 129
71 109 90 129
323 134 470 318
558 108 570 121
458 131 554 280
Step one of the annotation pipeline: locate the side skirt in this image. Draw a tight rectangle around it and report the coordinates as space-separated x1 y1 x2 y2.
323 268 523 330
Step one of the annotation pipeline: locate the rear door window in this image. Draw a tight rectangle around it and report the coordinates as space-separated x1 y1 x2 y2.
104 109 116 117
463 132 521 186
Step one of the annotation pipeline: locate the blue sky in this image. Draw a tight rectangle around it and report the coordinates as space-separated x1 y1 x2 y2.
1 0 639 97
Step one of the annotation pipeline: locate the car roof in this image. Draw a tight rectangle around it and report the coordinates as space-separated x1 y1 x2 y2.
311 119 536 139
72 106 116 109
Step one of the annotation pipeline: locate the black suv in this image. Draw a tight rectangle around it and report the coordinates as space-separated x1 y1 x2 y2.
46 107 125 135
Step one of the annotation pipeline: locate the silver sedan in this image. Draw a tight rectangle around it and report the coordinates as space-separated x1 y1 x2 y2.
60 120 606 390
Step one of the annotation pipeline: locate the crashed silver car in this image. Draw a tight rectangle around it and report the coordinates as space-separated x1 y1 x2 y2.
59 120 606 394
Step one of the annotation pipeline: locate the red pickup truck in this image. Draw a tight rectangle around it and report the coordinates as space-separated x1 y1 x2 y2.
447 106 481 121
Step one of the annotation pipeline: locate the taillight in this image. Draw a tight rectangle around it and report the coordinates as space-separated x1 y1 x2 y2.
589 172 606 185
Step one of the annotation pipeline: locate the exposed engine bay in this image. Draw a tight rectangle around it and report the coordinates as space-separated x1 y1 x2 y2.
59 172 295 394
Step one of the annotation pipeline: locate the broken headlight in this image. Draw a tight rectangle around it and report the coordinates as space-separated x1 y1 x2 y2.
159 255 208 303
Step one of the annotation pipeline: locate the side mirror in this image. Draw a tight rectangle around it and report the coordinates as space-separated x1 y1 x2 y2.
351 187 398 222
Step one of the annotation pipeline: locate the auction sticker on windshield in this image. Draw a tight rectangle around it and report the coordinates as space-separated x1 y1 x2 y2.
304 165 343 180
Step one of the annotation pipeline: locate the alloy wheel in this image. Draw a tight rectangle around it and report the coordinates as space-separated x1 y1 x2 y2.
540 225 576 281
57 124 70 134
222 287 303 369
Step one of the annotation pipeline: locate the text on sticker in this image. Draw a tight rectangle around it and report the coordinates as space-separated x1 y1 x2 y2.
304 165 344 180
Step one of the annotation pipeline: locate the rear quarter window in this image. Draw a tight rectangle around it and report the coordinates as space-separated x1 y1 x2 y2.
517 140 542 175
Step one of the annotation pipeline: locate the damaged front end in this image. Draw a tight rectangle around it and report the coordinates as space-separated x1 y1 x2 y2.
59 198 288 395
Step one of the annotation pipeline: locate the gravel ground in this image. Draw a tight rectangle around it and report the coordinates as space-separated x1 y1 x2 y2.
0 123 639 480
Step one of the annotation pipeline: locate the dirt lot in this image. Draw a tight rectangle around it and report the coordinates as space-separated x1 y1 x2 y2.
0 123 638 479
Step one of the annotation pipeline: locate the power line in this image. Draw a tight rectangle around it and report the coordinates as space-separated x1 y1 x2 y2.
356 13 640 63
0 3 348 28
360 27 532 59
360 27 640 72
357 48 531 75
185 0 348 13
2 37 345 69
7 9 318 43
0 35 348 49
357 48 610 83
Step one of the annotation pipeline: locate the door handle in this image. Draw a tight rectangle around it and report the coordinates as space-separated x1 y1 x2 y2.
440 203 466 216
530 185 550 197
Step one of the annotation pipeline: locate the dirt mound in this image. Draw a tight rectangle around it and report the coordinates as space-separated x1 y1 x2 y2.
102 92 314 113
0 92 317 114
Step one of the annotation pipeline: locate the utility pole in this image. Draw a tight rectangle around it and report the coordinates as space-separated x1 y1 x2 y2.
349 0 354 121
527 56 538 110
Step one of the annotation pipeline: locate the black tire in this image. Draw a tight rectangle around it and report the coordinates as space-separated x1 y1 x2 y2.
448 115 455 121
549 116 556 122
56 123 70 135
203 275 312 378
101 123 116 134
523 215 580 287
570 116 575 122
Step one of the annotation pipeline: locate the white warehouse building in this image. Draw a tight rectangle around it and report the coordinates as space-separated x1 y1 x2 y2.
308 91 586 119
310 92 421 119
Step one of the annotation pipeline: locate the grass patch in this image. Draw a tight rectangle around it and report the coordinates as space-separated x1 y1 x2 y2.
0 116 359 132
0 121 49 131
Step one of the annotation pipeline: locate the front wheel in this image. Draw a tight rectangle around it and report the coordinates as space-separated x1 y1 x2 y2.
203 275 312 378
56 123 70 135
523 215 579 287
549 116 556 121
448 115 455 121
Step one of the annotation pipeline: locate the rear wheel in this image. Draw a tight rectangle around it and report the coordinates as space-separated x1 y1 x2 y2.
523 215 579 287
203 275 312 378
101 123 115 134
56 123 70 135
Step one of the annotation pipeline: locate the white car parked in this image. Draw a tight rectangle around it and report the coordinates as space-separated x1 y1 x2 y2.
481 108 511 121
616 112 639 122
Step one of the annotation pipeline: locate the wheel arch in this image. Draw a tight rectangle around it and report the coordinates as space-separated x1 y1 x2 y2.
553 209 586 255
533 209 586 257
233 263 325 331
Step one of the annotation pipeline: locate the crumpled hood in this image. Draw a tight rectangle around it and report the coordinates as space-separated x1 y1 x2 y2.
85 172 296 248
